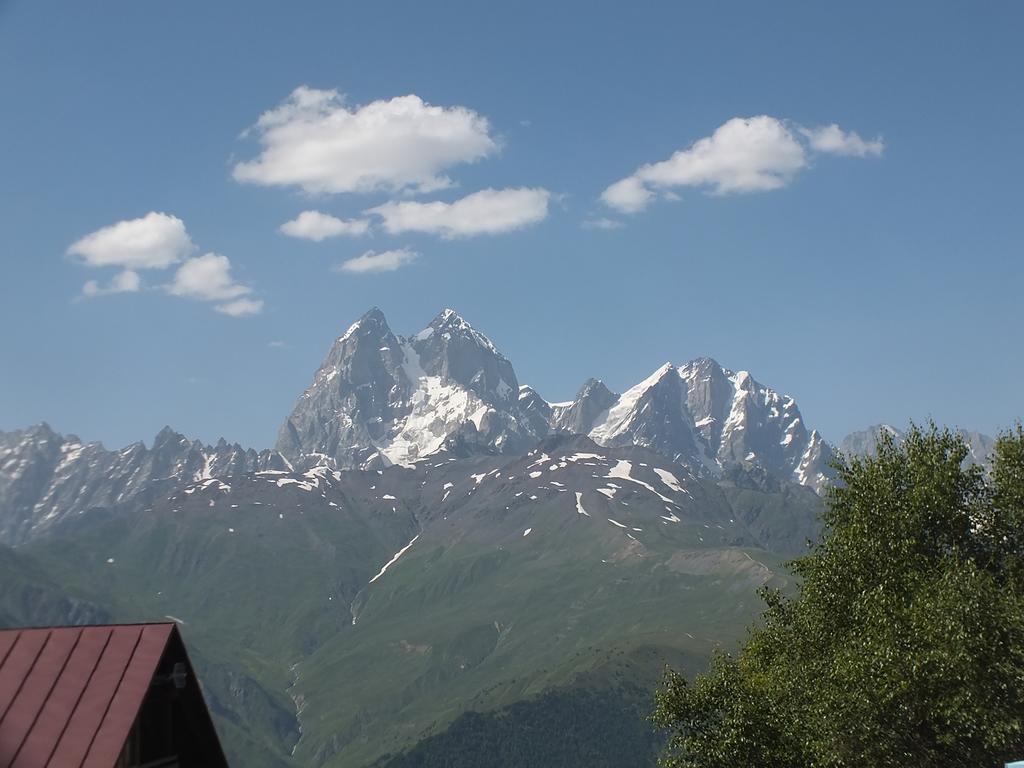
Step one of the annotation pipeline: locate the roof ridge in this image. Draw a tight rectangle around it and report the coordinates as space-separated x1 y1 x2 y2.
0 622 177 633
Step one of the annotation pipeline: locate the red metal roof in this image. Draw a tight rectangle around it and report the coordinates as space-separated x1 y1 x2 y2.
0 623 174 768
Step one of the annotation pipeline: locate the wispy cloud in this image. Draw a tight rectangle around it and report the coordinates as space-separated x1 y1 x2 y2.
336 248 419 274
601 116 883 214
279 210 370 241
800 124 884 157
82 269 142 297
168 252 261 315
368 187 549 239
581 217 624 231
215 297 264 317
233 86 497 195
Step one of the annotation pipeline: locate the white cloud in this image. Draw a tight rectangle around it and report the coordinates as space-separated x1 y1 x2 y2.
268 340 287 348
582 217 624 230
279 210 370 241
169 253 249 301
602 116 883 213
337 248 419 274
216 298 264 317
800 124 885 157
233 86 497 195
68 214 263 316
67 212 195 269
599 177 653 215
168 253 261 315
82 270 141 297
368 187 549 239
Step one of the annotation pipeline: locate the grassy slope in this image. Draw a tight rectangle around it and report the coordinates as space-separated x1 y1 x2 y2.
292 475 795 766
19 473 420 766
371 678 666 768
0 543 112 627
7 450 817 768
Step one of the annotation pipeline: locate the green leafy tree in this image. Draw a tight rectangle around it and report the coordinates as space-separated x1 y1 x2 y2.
653 423 1024 768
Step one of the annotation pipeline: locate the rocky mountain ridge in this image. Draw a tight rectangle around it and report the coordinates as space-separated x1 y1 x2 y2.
839 423 996 465
0 422 287 544
276 308 534 471
275 308 837 492
3 308 998 550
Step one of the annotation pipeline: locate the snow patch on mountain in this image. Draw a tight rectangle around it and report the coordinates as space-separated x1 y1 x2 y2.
589 363 675 444
369 534 420 584
607 460 676 505
375 341 492 465
574 491 591 516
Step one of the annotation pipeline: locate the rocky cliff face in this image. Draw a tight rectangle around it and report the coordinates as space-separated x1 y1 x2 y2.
276 308 543 469
0 423 286 543
557 357 834 493
275 308 835 491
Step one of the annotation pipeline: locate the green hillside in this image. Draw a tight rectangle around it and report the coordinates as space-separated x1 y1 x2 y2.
2 442 819 767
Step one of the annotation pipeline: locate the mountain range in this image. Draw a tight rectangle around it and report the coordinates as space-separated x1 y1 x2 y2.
839 423 995 465
2 308 840 547
275 308 836 494
0 308 997 767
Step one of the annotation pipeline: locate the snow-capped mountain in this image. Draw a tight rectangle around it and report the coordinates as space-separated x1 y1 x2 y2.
556 357 834 492
837 424 903 458
839 424 995 467
275 308 835 492
0 423 286 543
549 378 618 435
0 306 838 548
275 308 542 470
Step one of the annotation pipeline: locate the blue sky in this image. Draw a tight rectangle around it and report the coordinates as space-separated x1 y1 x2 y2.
1 0 1021 450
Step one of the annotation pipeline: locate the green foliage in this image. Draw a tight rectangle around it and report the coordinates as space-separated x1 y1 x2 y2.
653 423 1024 768
374 683 663 768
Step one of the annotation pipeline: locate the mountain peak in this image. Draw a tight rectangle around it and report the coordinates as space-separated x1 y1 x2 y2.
420 308 498 354
577 378 615 400
427 307 471 333
273 306 835 491
25 422 58 440
277 307 535 469
639 362 676 389
434 307 462 324
550 378 618 435
336 307 392 345
680 356 725 376
153 425 187 448
413 308 503 364
731 369 753 390
694 356 722 367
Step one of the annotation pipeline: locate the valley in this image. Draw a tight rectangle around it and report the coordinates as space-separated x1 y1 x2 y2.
0 308 969 767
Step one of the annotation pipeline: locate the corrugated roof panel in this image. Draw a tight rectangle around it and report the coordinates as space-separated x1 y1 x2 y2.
45 625 143 768
11 627 111 768
0 628 80 763
0 623 206 768
0 631 19 668
0 629 51 726
81 623 172 768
